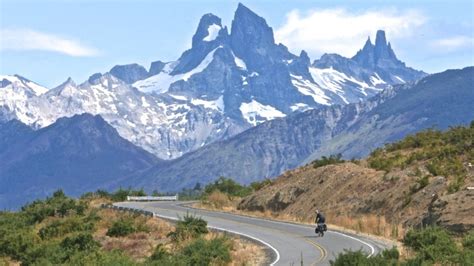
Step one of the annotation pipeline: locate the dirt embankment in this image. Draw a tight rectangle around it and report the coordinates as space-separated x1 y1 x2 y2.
238 162 473 237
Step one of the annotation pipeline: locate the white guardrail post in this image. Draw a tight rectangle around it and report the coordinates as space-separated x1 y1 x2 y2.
126 195 179 201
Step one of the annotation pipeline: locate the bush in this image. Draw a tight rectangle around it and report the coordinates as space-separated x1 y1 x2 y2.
106 218 136 237
60 233 101 252
39 217 94 240
168 213 208 242
463 230 474 250
204 177 252 198
403 227 461 263
206 190 232 209
330 248 399 266
250 178 272 191
312 154 345 168
21 190 87 224
149 244 170 261
180 237 232 266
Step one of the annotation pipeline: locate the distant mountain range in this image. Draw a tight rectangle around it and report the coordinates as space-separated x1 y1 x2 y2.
1 4 471 210
0 114 158 209
123 67 474 191
1 3 424 160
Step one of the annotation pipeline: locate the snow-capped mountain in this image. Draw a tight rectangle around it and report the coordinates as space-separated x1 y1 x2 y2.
0 75 48 125
0 3 426 159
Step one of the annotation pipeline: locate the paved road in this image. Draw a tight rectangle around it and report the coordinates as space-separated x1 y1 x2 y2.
115 201 390 265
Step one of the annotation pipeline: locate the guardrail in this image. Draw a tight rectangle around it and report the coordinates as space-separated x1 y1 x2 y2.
101 203 155 217
126 195 178 201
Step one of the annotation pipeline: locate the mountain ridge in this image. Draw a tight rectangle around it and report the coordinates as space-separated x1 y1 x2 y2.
0 4 425 160
124 67 473 192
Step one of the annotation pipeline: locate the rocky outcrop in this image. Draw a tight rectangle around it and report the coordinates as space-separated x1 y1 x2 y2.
110 63 150 84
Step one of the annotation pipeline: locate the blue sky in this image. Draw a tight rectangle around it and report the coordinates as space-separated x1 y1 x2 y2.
1 0 473 88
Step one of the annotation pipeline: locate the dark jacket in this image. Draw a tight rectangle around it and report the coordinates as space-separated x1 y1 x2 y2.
315 213 325 224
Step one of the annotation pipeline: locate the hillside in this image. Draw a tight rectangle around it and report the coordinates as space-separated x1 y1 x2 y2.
126 67 474 192
0 114 160 210
0 190 264 265
238 124 474 235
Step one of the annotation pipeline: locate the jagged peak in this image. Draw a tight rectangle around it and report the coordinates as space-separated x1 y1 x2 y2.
234 2 268 26
192 13 225 47
299 50 310 65
235 2 255 17
88 73 102 84
59 77 76 88
363 36 374 50
230 2 275 60
375 30 387 48
149 60 166 76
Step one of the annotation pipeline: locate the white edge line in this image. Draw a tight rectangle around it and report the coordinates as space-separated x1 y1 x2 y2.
185 205 376 258
329 231 376 257
150 212 281 266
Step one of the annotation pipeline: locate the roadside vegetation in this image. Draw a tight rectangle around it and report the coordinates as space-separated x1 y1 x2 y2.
194 177 273 210
331 227 474 265
368 122 473 193
0 189 264 265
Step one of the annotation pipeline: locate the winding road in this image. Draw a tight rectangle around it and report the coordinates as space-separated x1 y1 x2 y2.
115 201 391 265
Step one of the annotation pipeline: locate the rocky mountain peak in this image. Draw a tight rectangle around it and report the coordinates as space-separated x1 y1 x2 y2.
88 73 102 83
353 30 401 70
109 63 149 84
374 30 397 61
299 50 310 66
230 3 276 66
192 13 226 47
62 77 76 87
171 14 228 75
149 60 166 76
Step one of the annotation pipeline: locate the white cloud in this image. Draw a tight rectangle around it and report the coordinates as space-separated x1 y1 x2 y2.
431 36 474 51
275 8 426 58
0 28 99 57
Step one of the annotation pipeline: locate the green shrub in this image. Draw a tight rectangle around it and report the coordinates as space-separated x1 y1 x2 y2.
21 190 87 224
204 177 252 198
60 233 100 252
311 154 345 168
67 250 137 265
39 216 95 240
463 230 474 250
168 213 208 242
250 178 273 191
148 244 171 262
106 218 136 237
330 248 399 266
403 227 461 263
180 237 232 266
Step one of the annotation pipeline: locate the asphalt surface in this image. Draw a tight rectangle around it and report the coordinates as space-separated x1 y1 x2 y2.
115 201 391 265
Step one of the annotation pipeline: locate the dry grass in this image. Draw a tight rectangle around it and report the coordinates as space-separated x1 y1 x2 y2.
229 236 266 266
97 206 267 264
200 190 238 210
326 213 405 240
0 257 20 266
194 200 403 247
203 232 265 266
94 209 174 261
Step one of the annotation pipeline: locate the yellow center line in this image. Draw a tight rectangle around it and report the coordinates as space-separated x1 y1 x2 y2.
303 238 328 265
141 203 328 265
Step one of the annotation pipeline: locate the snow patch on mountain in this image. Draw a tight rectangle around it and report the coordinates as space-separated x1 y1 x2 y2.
290 74 331 105
134 47 222 94
240 100 286 126
370 73 386 86
1 75 48 95
191 96 224 111
290 103 311 112
233 53 247 70
203 24 222 42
